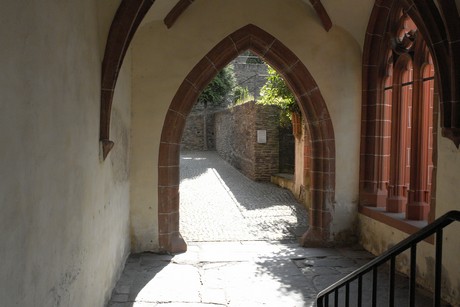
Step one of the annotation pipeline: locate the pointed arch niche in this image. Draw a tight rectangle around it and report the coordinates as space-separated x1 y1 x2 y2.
157 24 336 253
359 2 440 232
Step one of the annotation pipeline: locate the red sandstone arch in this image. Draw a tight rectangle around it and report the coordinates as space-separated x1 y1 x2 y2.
100 0 154 159
158 24 335 253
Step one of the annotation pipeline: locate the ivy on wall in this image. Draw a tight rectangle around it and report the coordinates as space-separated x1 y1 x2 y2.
257 65 299 126
197 65 236 108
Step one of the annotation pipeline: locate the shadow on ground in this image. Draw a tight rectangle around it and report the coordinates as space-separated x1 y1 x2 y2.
107 242 361 306
108 241 447 306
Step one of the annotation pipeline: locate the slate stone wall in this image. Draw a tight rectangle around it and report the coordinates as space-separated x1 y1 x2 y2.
182 114 206 150
215 101 280 181
182 105 217 151
279 126 295 173
232 62 268 100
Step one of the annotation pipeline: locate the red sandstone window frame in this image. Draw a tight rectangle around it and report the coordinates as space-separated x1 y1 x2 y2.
359 6 437 237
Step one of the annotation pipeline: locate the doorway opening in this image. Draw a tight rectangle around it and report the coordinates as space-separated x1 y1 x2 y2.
179 53 307 243
158 24 335 253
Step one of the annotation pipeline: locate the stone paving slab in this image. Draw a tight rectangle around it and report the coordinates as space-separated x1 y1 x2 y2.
107 241 446 307
107 241 357 307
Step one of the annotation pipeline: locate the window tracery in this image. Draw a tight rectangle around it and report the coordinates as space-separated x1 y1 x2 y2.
362 7 435 222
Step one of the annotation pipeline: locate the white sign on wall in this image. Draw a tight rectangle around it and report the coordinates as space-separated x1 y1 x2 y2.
257 130 267 143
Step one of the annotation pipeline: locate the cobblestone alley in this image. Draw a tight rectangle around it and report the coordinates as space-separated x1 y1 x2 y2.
179 150 308 242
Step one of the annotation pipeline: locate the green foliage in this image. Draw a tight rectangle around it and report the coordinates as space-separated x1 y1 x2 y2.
257 65 299 126
233 86 254 105
198 65 236 107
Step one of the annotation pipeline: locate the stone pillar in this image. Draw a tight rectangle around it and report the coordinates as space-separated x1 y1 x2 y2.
359 61 392 208
362 84 392 207
386 61 412 213
406 62 433 220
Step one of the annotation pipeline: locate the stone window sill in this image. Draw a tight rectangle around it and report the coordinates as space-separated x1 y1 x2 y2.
359 205 433 244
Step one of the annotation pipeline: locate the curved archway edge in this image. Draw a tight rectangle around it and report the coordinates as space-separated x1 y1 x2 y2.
100 0 154 159
158 24 336 253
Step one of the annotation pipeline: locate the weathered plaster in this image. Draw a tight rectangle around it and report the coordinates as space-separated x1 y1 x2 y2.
0 1 131 306
321 0 374 49
432 135 460 303
359 207 460 304
96 0 123 56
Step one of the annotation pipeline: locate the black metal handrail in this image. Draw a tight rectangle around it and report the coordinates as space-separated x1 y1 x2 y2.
316 210 460 307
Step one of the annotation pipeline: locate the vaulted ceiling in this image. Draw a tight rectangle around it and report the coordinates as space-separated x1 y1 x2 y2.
100 0 460 158
140 0 374 45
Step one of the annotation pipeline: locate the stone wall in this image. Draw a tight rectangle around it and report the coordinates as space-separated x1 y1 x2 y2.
215 101 280 181
182 105 218 151
182 58 268 151
232 61 268 100
182 114 206 150
279 126 295 173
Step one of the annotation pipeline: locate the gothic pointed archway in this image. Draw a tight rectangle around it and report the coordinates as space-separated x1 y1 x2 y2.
157 24 335 253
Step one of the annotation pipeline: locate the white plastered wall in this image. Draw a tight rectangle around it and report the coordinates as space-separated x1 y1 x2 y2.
359 113 460 305
434 137 460 303
0 1 131 306
321 0 374 49
131 0 363 251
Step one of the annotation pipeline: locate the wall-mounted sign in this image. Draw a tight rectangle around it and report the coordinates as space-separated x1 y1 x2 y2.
257 130 267 143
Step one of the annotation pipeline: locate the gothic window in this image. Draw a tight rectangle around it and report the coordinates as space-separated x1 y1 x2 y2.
361 7 435 222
